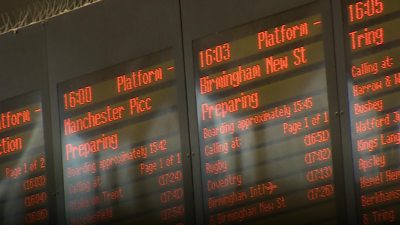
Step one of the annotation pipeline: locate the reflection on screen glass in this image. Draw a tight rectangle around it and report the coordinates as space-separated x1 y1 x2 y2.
344 0 400 224
193 2 339 225
0 92 50 225
58 49 187 225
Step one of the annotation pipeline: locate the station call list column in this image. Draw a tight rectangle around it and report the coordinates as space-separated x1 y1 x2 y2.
344 0 400 224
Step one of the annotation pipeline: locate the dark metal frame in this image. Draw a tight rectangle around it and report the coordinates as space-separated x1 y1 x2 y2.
182 0 351 224
45 0 195 224
1 0 388 224
0 25 58 225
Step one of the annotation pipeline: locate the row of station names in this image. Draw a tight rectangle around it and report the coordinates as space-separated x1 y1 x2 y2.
346 0 400 225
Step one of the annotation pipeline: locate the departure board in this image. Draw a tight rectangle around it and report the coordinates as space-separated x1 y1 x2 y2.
193 2 339 225
343 0 400 224
58 50 186 225
0 92 50 225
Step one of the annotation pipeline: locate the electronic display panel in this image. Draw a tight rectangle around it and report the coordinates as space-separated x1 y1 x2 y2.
343 0 400 224
58 49 186 225
193 2 339 225
0 92 50 225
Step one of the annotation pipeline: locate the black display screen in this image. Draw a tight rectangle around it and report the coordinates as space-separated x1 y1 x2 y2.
58 49 187 225
192 2 339 225
0 92 50 225
343 0 400 224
